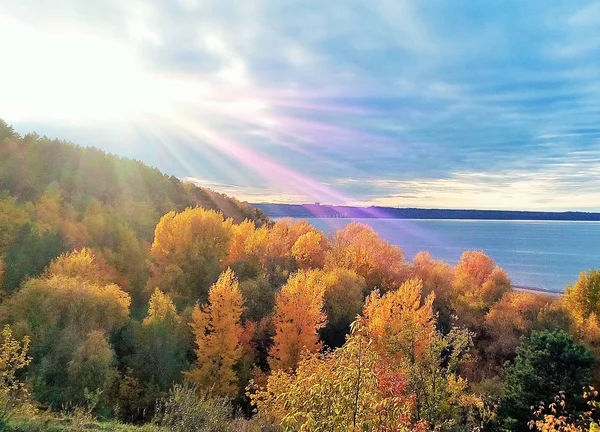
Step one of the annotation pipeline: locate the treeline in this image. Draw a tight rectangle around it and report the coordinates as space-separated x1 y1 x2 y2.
1 122 600 431
255 202 600 221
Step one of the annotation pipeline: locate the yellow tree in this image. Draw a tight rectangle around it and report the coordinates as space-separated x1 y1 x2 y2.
291 231 329 269
363 278 436 362
143 288 179 325
0 325 30 398
325 222 411 291
187 268 244 397
268 269 327 372
147 207 232 303
252 326 426 432
318 268 365 347
45 247 121 287
413 252 454 330
362 278 482 429
451 250 511 329
565 270 600 325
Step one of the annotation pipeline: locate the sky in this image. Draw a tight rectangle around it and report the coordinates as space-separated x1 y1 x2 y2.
1 1 600 211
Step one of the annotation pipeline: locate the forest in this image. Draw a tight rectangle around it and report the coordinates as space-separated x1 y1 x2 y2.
1 119 600 432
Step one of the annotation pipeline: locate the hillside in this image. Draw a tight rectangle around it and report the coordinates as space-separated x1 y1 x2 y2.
0 120 267 294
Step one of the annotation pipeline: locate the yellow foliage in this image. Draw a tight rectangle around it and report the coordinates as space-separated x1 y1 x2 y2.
252 328 425 432
148 207 232 301
45 248 119 286
187 268 244 397
291 231 329 269
363 278 436 362
325 222 411 291
452 251 511 329
143 288 179 325
0 325 30 396
268 269 327 371
565 270 600 324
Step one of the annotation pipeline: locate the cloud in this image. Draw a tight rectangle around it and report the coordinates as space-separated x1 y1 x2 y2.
2 0 600 210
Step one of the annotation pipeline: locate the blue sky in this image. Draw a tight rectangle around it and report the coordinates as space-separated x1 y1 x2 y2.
1 1 600 210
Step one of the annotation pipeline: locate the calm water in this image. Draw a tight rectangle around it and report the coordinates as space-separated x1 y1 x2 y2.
301 218 600 292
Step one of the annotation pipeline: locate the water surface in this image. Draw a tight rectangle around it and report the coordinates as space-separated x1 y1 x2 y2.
301 218 600 292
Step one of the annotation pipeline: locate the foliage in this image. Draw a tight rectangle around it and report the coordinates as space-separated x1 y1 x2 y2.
187 269 244 397
325 222 411 291
498 330 596 431
153 382 233 432
147 208 232 303
318 268 366 348
451 251 511 329
0 275 130 406
268 270 327 372
252 325 427 432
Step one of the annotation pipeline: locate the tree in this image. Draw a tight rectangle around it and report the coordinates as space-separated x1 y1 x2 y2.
268 269 327 372
325 222 411 291
45 247 121 287
484 291 555 370
498 330 595 431
67 330 116 405
565 270 600 325
291 231 329 269
0 275 130 405
144 288 179 326
451 250 511 329
147 208 232 304
127 289 189 393
0 325 30 398
363 278 436 362
238 274 276 322
413 252 454 331
187 269 244 397
3 223 67 291
318 268 366 348
252 326 427 432
362 278 484 429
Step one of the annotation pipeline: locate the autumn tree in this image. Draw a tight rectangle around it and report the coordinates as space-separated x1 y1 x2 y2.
484 291 555 371
318 268 366 348
147 208 232 304
252 326 426 432
187 269 244 397
413 251 454 331
565 270 600 331
45 247 121 287
291 231 329 269
0 325 30 399
363 278 436 362
451 250 511 329
363 278 484 429
268 269 327 372
325 222 411 291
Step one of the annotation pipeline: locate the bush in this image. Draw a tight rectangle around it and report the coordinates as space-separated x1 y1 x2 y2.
153 382 232 432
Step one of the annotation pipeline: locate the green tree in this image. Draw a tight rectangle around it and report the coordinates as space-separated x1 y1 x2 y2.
3 223 67 291
498 330 595 431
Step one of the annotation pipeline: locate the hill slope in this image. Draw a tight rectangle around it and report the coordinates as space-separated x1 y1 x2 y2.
0 120 267 294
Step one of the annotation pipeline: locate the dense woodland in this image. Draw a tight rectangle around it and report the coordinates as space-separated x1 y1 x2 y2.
1 120 600 431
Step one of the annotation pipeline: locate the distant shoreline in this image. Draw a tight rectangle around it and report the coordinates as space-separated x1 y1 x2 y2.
253 203 600 222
